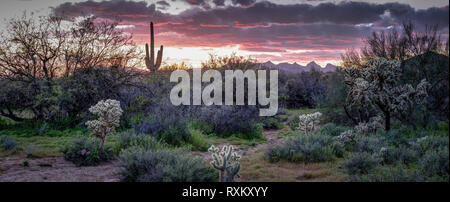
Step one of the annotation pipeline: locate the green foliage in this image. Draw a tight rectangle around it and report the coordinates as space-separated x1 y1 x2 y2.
188 129 209 151
318 123 351 137
134 114 192 146
260 117 283 130
265 132 344 163
344 152 380 175
189 120 214 135
0 135 17 152
345 126 449 181
115 130 166 153
62 137 115 166
119 147 217 182
419 147 449 180
352 164 423 182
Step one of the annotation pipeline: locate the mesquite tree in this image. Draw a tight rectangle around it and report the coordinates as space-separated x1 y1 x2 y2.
344 58 429 131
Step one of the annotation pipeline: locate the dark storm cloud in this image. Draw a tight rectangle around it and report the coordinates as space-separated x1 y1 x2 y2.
232 0 256 6
51 0 449 53
213 0 225 6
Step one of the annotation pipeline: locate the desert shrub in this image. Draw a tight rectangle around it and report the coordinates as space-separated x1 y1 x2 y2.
411 135 449 156
278 70 326 108
0 135 17 152
265 145 290 163
62 137 115 166
437 121 449 131
197 105 263 139
34 122 50 136
119 147 217 182
115 130 166 153
287 116 300 130
352 164 423 182
260 117 283 130
188 120 214 135
419 147 449 180
354 136 385 154
189 129 209 151
266 133 343 163
345 152 380 175
319 123 350 137
134 115 191 146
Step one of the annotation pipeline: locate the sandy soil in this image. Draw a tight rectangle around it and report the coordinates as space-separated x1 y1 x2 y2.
0 156 120 182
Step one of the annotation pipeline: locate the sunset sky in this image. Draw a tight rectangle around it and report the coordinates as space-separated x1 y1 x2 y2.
0 0 448 67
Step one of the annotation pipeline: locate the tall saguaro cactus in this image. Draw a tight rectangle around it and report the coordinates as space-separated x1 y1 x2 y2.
145 22 163 71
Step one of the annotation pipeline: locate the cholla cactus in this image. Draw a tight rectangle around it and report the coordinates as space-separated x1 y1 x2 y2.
344 58 429 130
337 130 356 145
85 99 123 149
208 145 241 182
354 116 383 135
297 112 322 135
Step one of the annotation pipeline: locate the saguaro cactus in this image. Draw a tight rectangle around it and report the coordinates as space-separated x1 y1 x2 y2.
208 145 241 182
145 22 163 71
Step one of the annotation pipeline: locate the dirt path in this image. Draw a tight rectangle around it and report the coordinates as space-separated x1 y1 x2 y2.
0 156 120 182
194 129 285 163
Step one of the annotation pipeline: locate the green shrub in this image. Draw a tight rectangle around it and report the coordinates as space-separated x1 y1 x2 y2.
437 121 449 131
345 152 380 175
62 137 115 166
134 115 192 146
189 129 209 151
265 133 343 163
0 135 17 152
287 116 299 130
318 123 350 137
419 147 449 181
352 165 422 182
34 122 50 136
189 120 214 135
260 117 283 130
115 130 166 153
265 145 290 163
197 106 263 139
119 147 217 182
354 136 385 154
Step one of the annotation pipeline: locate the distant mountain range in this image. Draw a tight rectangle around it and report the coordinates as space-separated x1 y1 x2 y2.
260 61 339 73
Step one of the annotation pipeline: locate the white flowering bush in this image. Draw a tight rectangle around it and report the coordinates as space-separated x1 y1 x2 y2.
297 112 322 135
85 99 123 149
344 58 429 130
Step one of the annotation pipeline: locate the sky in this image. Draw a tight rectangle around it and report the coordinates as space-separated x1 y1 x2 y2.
0 0 448 67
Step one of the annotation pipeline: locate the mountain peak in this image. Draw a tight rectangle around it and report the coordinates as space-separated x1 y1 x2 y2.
307 61 319 66
260 61 337 73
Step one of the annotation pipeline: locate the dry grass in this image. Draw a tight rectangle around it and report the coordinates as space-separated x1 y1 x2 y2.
239 149 348 182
